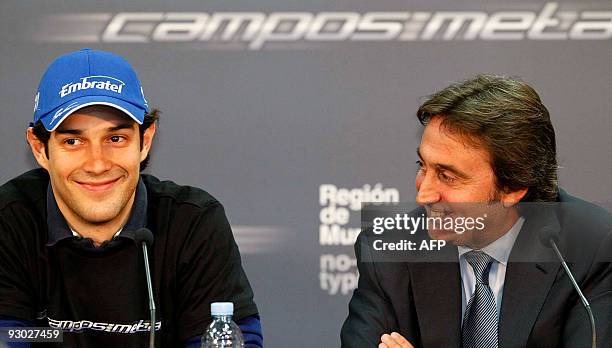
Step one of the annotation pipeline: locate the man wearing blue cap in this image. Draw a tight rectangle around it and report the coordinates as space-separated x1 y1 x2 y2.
0 49 262 347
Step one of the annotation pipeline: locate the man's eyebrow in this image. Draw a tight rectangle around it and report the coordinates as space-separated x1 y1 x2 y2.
416 147 470 179
107 123 135 132
54 122 135 135
55 128 82 135
436 164 470 179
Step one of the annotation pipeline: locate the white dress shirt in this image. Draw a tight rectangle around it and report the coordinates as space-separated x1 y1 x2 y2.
458 217 525 323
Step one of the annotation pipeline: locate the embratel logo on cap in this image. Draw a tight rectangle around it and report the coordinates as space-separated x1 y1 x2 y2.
59 75 125 98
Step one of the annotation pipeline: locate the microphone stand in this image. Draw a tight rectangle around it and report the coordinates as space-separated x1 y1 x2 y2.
141 242 156 348
549 239 597 348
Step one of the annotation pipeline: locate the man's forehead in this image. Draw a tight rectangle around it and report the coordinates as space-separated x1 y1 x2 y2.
419 118 492 169
422 118 487 153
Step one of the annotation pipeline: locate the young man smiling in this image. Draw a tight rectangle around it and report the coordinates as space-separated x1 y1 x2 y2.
29 106 151 247
0 49 262 347
341 75 612 348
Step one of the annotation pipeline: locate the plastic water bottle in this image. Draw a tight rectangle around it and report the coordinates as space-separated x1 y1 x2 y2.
201 302 244 348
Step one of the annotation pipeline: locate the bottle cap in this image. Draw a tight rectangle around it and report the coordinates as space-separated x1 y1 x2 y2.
211 302 234 316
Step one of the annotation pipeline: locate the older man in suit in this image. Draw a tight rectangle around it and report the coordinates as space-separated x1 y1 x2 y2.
341 75 612 348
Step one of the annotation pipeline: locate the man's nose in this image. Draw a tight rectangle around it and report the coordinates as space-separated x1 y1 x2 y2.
82 143 112 174
416 173 441 205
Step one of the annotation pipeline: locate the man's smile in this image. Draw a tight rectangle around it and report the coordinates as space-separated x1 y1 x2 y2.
75 177 122 192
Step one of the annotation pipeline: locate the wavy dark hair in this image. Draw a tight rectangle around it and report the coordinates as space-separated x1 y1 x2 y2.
30 108 160 171
417 74 558 202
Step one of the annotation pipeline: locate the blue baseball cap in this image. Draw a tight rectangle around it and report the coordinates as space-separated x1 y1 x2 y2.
33 48 149 131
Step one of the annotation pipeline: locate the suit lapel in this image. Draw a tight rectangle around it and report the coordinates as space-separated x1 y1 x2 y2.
498 206 561 347
409 247 462 348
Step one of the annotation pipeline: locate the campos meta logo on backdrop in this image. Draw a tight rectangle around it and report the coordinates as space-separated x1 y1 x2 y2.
33 3 612 50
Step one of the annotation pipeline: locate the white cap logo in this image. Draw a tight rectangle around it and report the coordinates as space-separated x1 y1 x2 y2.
140 86 148 108
33 92 40 112
59 75 125 98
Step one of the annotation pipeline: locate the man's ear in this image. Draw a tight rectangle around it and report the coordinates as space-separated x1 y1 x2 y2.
139 122 156 162
501 187 528 207
26 128 49 170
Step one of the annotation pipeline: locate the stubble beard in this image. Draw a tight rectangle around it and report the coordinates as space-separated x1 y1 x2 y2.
54 174 137 227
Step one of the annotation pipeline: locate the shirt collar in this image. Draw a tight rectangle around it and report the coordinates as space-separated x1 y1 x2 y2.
46 178 148 247
458 216 525 266
70 228 123 239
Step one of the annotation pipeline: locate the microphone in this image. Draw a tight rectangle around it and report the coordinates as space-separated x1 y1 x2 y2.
539 226 597 348
134 228 156 348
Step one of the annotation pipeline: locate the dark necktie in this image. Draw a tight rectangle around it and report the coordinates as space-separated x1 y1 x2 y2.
462 250 498 348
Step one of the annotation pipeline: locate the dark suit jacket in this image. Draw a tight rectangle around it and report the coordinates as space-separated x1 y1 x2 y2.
341 190 612 348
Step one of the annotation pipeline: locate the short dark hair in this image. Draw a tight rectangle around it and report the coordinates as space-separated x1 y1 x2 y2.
31 108 161 171
416 74 558 202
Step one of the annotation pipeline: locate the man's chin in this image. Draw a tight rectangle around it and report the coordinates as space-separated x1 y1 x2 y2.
69 197 126 224
76 210 121 225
